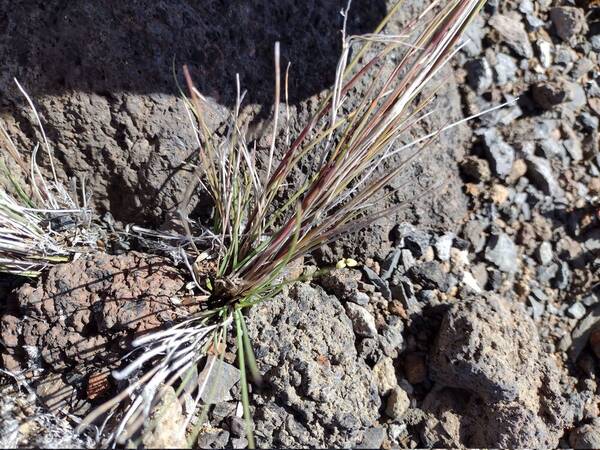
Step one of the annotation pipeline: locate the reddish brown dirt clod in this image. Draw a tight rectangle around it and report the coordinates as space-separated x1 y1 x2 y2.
0 252 199 373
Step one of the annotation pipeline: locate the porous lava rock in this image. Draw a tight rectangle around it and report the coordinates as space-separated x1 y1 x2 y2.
0 252 195 373
424 295 571 447
247 283 381 448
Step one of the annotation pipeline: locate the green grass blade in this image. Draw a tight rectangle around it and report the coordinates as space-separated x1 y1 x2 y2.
234 309 255 449
239 311 262 386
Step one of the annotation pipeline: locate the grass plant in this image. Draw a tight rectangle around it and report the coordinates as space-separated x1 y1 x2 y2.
0 81 98 277
73 0 511 446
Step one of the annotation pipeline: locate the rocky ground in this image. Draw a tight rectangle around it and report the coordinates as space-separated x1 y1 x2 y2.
0 0 599 448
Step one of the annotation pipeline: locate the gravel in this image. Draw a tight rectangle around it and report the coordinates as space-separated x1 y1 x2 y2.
485 233 519 273
488 14 534 58
550 7 585 41
385 387 410 419
525 155 561 196
481 128 515 178
345 302 378 338
466 58 493 92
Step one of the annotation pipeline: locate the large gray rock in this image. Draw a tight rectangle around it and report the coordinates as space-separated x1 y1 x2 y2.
426 295 572 448
247 283 380 448
430 295 539 403
420 388 560 448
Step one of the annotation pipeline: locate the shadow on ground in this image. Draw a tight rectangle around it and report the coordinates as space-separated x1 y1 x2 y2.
0 0 387 108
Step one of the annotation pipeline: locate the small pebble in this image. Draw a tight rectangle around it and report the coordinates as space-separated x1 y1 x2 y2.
434 234 454 262
488 14 533 58
388 423 407 441
385 387 410 420
508 159 528 183
349 290 370 306
461 156 491 182
423 246 435 263
401 249 415 270
567 302 586 320
485 233 518 273
536 242 553 265
525 155 561 196
528 296 545 321
466 58 493 93
481 128 515 178
462 271 482 294
536 40 553 68
372 357 397 396
532 81 568 110
357 427 386 449
550 7 585 41
490 184 509 204
345 303 378 337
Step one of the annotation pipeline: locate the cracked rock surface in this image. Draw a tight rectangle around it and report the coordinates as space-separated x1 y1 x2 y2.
247 283 381 448
1 252 193 373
